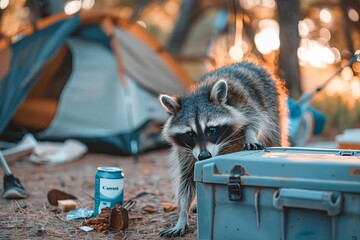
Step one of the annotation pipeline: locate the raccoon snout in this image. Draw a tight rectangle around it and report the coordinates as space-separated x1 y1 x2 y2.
198 151 212 161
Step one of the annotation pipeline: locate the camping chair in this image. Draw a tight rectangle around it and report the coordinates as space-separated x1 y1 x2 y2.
0 150 27 199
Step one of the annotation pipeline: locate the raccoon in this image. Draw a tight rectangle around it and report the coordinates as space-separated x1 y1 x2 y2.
158 61 289 237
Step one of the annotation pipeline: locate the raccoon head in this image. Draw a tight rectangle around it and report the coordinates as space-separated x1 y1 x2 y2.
159 79 245 161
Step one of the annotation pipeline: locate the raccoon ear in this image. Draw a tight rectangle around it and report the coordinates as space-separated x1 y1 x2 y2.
210 79 228 104
159 94 180 115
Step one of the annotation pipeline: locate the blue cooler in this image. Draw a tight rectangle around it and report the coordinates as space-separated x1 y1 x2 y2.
194 148 360 240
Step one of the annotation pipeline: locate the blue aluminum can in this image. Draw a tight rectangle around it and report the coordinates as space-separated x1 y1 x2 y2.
94 166 124 216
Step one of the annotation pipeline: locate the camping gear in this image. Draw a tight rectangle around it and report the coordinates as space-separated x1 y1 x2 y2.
288 98 326 146
0 150 27 199
1 134 37 162
288 53 360 146
194 147 360 240
0 12 192 155
336 129 360 150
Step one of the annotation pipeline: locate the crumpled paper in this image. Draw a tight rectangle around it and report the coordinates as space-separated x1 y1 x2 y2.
66 208 94 220
3 134 87 165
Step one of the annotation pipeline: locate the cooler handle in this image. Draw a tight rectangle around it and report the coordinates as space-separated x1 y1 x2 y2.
273 188 342 216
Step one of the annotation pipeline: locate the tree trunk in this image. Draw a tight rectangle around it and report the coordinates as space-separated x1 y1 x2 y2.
167 0 198 55
341 0 355 56
277 0 302 99
0 9 3 38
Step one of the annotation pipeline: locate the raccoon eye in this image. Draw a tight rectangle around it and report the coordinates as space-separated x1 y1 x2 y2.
185 131 195 139
206 127 217 135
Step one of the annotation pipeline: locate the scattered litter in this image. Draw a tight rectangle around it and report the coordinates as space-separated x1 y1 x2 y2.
161 202 178 213
131 191 155 199
47 189 77 206
82 204 129 234
19 203 27 209
2 134 87 164
82 207 111 235
79 226 94 232
109 204 129 231
123 199 136 210
27 139 88 165
57 199 78 212
50 208 61 214
141 205 158 214
36 227 45 236
66 208 93 220
0 149 198 239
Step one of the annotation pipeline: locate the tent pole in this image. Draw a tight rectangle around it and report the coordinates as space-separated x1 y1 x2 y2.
101 17 139 162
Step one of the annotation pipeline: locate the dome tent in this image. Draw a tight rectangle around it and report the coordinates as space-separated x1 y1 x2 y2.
0 11 192 155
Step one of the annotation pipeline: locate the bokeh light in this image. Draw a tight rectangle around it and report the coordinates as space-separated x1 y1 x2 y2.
64 0 81 15
341 66 354 81
82 0 95 10
229 45 244 61
298 39 335 68
319 8 332 23
0 0 9 10
136 20 147 28
262 0 276 8
298 21 309 37
350 77 360 99
348 8 359 22
255 29 280 54
319 28 331 41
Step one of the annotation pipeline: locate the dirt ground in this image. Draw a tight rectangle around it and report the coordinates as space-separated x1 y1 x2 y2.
0 150 198 240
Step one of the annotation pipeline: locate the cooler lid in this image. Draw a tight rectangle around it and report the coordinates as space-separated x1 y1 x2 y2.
194 147 360 193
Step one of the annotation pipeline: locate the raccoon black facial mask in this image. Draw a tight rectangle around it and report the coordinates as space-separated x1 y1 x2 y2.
158 61 289 237
171 124 234 154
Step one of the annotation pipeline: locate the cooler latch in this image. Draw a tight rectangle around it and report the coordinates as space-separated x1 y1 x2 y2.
339 150 355 156
228 165 243 201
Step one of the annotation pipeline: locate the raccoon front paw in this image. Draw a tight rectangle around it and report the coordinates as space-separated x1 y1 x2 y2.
159 224 188 238
243 143 265 150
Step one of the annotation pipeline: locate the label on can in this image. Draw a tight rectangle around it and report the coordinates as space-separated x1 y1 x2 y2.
100 178 123 198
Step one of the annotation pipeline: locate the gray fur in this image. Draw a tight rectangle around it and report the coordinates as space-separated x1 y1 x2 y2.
159 61 289 237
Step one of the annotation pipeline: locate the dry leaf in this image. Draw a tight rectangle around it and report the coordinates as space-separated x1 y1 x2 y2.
141 205 158 214
161 202 178 213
